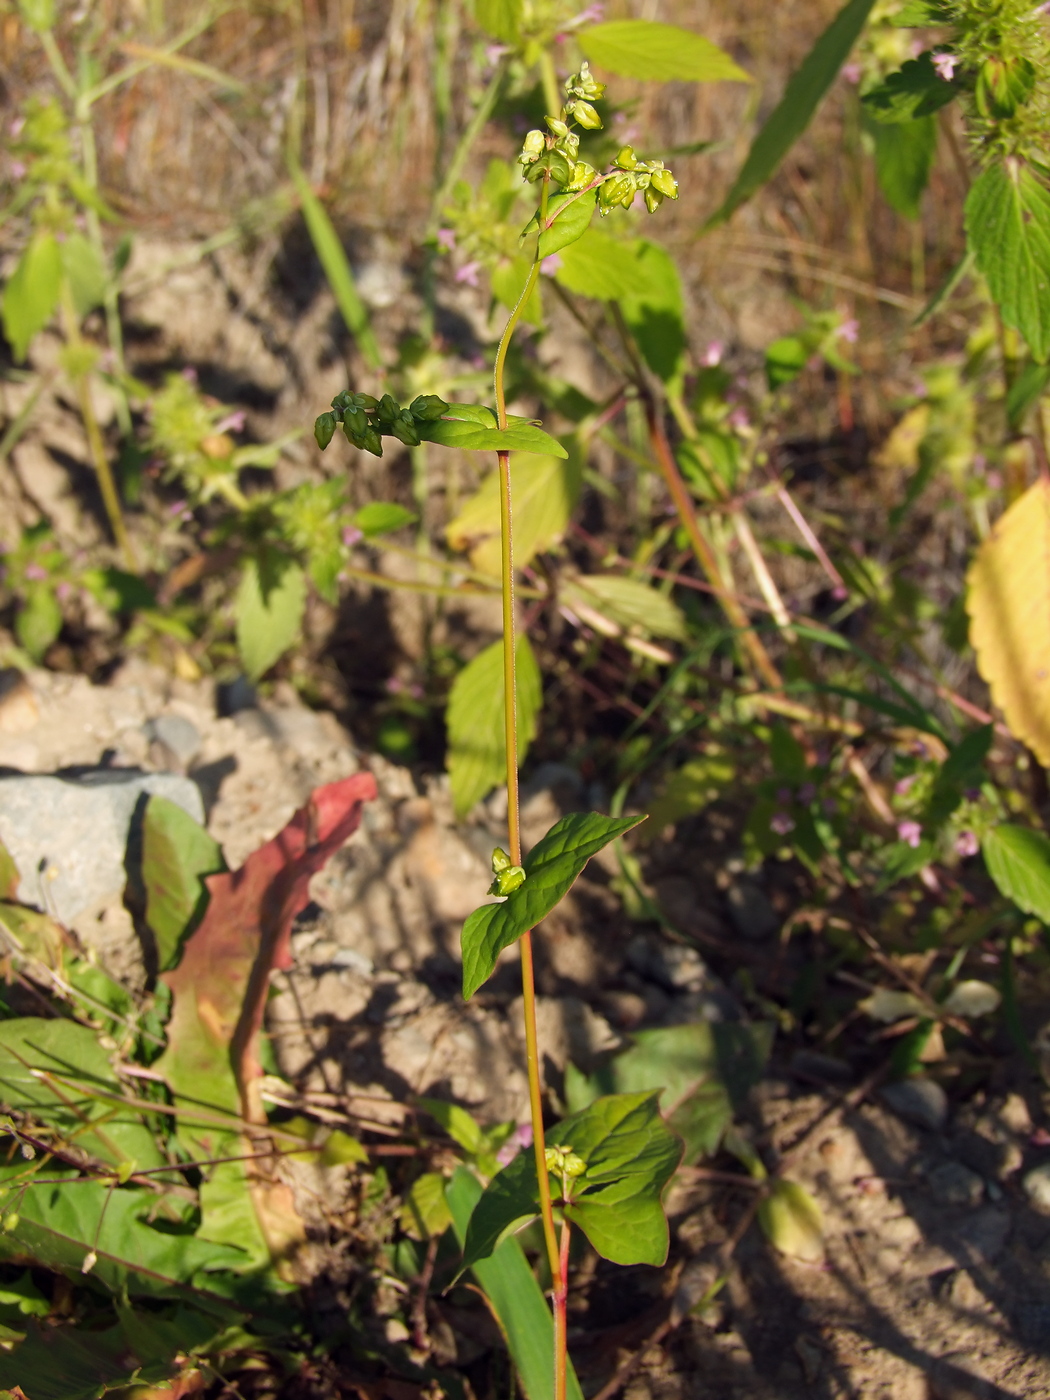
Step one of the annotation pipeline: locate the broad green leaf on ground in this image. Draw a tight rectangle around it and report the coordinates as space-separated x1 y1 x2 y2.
861 52 960 122
578 20 751 84
562 574 687 641
462 1092 681 1270
967 477 1050 762
708 0 876 226
446 1168 584 1400
2 230 62 361
155 773 376 1264
565 1022 773 1161
0 1319 146 1400
982 823 1050 922
235 555 307 682
142 795 227 973
290 164 381 369
966 160 1050 362
461 812 644 998
555 228 642 302
473 0 520 43
619 239 685 381
537 194 596 261
446 634 542 819
401 1172 454 1240
639 752 737 840
869 114 936 219
757 1178 824 1262
61 232 108 318
419 416 567 457
0 901 67 967
445 448 582 577
0 1018 164 1171
353 502 417 537
0 1167 247 1296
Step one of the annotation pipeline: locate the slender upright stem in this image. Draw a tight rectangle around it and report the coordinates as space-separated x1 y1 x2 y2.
553 1218 571 1400
492 171 564 1337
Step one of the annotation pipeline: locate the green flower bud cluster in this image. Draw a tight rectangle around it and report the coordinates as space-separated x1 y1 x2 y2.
488 846 526 896
315 391 449 458
599 145 679 216
545 1143 587 1179
975 52 1036 119
517 64 607 188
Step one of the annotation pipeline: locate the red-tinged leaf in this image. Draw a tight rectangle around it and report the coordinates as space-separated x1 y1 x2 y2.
155 773 377 1266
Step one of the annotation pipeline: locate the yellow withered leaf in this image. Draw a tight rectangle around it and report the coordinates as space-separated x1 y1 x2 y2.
967 476 1050 763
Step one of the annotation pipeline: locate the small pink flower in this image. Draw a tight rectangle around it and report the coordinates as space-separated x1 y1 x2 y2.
932 51 957 81
831 584 848 601
898 820 923 848
386 677 404 695
55 581 71 602
842 62 861 85
986 470 1003 491
342 525 363 548
496 1122 534 1167
895 775 917 796
9 117 24 138
9 160 26 180
727 407 750 432
955 830 979 858
541 253 563 276
837 318 859 344
572 3 605 23
24 563 47 582
455 261 482 288
215 410 245 434
181 366 198 384
702 341 723 366
436 228 456 252
485 43 510 66
771 812 795 836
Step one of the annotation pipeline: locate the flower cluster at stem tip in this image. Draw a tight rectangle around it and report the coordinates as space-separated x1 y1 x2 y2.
517 62 678 214
314 391 449 458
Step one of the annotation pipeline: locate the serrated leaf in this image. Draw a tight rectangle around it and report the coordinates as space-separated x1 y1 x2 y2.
562 574 687 641
445 449 582 577
982 823 1050 922
446 1168 585 1400
966 477 1050 762
235 556 307 682
862 52 959 123
142 795 226 973
869 114 936 219
290 164 380 370
758 1178 824 1262
461 812 644 998
2 231 61 361
446 634 542 819
579 20 751 84
709 0 876 226
462 1092 681 1270
966 160 1050 362
474 0 520 43
537 192 596 260
353 502 416 537
419 416 567 457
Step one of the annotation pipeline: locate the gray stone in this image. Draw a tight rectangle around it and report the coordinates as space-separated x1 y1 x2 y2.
144 714 201 768
0 770 204 926
1024 1162 1050 1214
881 1077 949 1132
928 1161 984 1208
953 1207 1011 1264
724 878 778 940
626 932 709 992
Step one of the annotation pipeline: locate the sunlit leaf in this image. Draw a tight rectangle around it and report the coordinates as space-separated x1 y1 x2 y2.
966 160 1050 362
61 232 108 318
858 988 927 1023
942 979 1001 1018
966 477 1050 763
758 1178 825 1262
982 822 1050 921
861 52 960 123
446 634 542 819
445 449 582 577
353 502 417 537
461 812 643 998
417 1098 485 1155
235 556 307 682
401 1172 454 1240
537 192 596 260
419 416 567 457
562 574 687 641
474 0 520 43
2 231 62 361
142 796 226 973
579 20 751 84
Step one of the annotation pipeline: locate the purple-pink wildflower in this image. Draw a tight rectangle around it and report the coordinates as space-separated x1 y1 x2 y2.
455 261 482 288
955 830 979 858
898 820 923 848
932 51 957 81
771 812 796 836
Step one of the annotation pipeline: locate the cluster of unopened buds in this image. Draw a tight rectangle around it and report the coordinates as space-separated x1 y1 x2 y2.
516 63 678 215
314 391 449 458
545 1143 587 1194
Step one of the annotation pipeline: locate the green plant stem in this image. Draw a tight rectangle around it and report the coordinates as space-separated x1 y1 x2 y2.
539 50 562 122
491 171 564 1337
